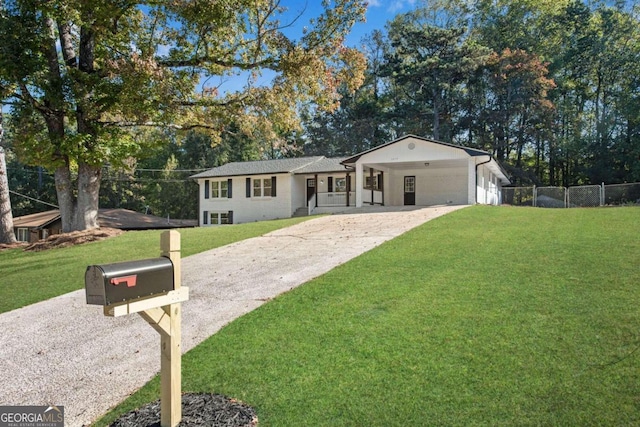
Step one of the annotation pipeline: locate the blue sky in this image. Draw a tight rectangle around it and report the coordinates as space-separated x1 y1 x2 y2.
282 0 415 47
349 0 417 45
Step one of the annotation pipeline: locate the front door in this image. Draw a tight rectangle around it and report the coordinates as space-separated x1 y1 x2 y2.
404 176 416 206
306 178 316 206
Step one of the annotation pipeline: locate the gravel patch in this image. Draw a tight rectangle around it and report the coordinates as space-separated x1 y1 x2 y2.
0 205 466 426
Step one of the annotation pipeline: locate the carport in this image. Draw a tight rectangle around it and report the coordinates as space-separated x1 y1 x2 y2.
341 135 510 207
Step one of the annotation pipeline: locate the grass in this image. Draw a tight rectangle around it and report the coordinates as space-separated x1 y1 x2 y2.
0 216 313 314
94 206 640 426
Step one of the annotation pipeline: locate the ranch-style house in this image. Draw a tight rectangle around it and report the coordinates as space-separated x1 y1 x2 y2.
191 135 510 225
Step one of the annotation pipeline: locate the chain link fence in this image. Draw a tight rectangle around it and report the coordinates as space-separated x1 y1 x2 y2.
502 182 640 208
536 187 566 208
604 183 640 205
502 186 534 206
567 185 602 207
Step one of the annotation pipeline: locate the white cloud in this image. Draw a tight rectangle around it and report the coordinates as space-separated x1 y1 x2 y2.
386 0 416 13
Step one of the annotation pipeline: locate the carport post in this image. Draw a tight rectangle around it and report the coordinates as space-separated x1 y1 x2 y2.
159 230 182 427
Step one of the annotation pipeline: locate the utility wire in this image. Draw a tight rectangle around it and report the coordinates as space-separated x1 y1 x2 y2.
133 168 208 172
9 190 59 208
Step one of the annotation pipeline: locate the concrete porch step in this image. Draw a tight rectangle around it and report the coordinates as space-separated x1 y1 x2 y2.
292 207 308 217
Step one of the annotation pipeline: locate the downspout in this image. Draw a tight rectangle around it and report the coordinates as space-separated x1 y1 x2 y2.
475 155 492 205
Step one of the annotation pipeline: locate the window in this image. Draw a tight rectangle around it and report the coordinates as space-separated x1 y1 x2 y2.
253 178 262 197
252 177 276 197
404 176 415 193
209 180 229 198
208 211 233 225
365 175 379 190
263 178 272 197
17 228 29 242
335 178 346 192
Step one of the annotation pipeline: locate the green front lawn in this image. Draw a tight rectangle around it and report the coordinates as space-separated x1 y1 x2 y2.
95 206 640 426
0 217 313 314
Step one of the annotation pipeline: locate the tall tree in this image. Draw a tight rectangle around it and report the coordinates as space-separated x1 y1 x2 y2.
0 0 366 232
384 9 489 141
0 108 17 244
480 49 556 175
304 30 394 156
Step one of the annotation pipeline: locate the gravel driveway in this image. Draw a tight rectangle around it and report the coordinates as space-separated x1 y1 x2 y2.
0 205 466 426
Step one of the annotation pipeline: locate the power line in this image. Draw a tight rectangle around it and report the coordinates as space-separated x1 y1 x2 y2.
133 168 208 172
102 178 194 183
9 190 59 208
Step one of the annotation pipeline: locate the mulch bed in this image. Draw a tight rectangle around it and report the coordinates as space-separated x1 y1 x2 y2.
24 227 124 251
109 393 258 427
1 228 125 252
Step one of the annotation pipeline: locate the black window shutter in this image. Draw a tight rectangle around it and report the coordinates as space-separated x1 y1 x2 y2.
228 210 234 224
227 179 233 198
347 175 352 191
203 211 209 225
246 177 251 198
328 176 333 192
271 176 277 197
204 180 210 199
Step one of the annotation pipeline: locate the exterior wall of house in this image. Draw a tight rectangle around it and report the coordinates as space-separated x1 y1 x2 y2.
198 173 294 225
14 221 62 243
468 159 477 204
388 166 469 206
362 138 470 164
291 175 306 212
476 164 502 205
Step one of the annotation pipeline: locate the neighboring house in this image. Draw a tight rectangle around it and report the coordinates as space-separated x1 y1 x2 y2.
191 135 511 226
12 209 197 243
12 210 62 243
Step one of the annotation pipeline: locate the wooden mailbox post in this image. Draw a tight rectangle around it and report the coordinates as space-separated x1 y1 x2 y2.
87 230 188 427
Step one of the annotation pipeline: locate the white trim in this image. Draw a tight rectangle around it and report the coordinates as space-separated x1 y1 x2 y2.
252 177 273 198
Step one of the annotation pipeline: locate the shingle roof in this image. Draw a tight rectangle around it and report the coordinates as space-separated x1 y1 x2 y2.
12 209 196 230
294 157 349 174
190 156 325 179
12 210 60 229
98 209 197 229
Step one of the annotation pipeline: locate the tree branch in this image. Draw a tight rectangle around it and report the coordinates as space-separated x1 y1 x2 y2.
99 121 222 132
157 56 278 70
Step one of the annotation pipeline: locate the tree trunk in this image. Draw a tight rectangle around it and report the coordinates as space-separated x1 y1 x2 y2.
54 165 76 232
75 162 101 230
0 146 17 244
0 104 17 244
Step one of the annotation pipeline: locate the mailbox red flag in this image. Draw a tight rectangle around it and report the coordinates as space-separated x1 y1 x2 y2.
110 275 137 288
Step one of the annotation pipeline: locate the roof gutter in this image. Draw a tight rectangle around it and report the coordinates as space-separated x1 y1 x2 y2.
475 155 492 204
